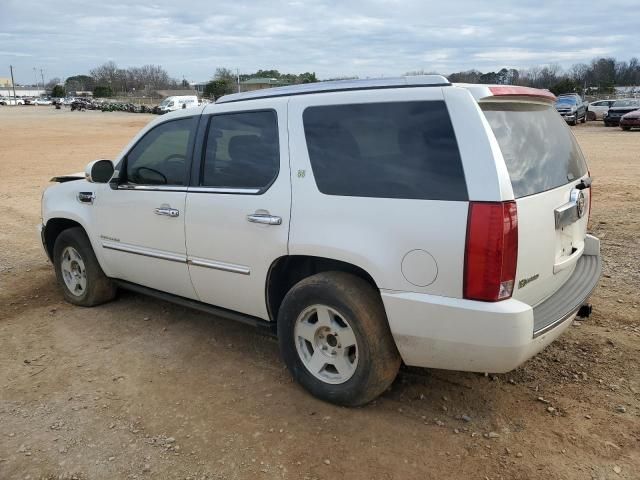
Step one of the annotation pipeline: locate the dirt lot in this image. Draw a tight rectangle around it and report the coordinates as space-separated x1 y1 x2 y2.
0 107 638 480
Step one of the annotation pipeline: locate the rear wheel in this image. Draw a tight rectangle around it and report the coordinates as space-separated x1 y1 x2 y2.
621 126 631 131
277 272 401 406
587 111 596 121
53 227 116 307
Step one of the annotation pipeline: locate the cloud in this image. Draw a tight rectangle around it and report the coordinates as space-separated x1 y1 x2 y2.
1 0 638 83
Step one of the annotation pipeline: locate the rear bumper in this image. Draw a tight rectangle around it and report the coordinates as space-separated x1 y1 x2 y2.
382 236 601 373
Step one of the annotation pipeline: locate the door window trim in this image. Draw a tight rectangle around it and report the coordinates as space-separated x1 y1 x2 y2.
191 108 280 195
113 115 200 191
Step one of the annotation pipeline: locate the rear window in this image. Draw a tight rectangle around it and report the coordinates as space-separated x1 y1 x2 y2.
481 103 588 198
303 101 467 201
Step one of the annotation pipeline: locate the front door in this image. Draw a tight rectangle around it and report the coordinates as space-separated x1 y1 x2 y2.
185 100 291 319
95 115 199 299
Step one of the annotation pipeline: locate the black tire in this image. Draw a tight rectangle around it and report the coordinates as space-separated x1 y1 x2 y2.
580 113 586 123
621 126 631 131
53 227 116 307
277 271 401 406
587 111 596 121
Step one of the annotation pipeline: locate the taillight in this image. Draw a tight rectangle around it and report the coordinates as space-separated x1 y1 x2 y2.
464 201 518 302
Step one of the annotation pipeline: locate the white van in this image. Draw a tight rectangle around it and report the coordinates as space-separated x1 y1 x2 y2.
158 95 198 113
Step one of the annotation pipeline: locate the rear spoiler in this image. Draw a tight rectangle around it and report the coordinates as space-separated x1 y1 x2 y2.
50 172 84 183
456 84 557 103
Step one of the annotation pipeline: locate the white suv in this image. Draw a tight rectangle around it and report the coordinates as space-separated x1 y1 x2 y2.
40 77 601 406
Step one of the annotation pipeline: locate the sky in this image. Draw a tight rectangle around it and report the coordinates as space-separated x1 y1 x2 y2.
1 0 639 85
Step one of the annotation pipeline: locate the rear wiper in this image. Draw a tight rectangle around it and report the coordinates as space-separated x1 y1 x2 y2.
575 177 592 190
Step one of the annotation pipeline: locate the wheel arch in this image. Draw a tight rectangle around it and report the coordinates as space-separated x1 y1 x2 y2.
43 217 86 262
265 255 380 322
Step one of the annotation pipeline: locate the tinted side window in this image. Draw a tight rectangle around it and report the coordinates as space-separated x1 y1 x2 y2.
201 111 279 190
126 118 196 185
302 101 467 200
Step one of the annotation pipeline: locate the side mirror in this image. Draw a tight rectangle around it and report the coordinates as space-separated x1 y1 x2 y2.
85 159 114 183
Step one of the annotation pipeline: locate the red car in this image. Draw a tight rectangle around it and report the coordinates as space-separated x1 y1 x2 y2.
620 109 640 130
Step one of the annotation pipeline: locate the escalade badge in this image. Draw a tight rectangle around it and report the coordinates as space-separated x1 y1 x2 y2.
518 273 539 289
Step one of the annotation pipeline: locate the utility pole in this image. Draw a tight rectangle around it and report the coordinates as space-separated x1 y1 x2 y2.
40 69 45 93
33 67 38 90
237 68 240 93
9 65 17 104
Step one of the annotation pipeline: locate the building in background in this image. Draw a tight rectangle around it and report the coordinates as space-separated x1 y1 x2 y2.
0 77 13 88
0 86 46 97
155 89 198 99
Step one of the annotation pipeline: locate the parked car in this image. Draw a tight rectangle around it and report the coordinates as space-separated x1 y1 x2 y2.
39 77 600 406
158 95 198 113
620 109 640 130
0 96 25 105
34 98 53 105
555 94 587 125
604 99 640 126
587 100 615 120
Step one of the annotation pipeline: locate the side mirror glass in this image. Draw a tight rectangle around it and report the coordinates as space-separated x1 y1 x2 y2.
85 159 114 183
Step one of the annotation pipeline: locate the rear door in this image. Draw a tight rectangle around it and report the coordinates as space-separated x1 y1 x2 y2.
480 101 591 306
184 99 290 320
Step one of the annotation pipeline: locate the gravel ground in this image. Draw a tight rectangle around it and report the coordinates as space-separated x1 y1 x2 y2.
0 107 638 480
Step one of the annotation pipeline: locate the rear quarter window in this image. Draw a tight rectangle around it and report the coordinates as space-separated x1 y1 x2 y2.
481 103 588 198
302 101 467 201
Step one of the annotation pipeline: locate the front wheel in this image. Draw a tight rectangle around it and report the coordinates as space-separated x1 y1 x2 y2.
277 272 401 406
53 227 116 307
621 126 631 131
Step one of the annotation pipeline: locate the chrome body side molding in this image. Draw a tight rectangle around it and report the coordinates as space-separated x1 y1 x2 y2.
101 241 250 275
187 257 250 275
101 240 187 263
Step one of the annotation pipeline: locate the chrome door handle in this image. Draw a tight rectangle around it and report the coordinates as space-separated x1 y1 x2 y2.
247 213 282 225
154 206 180 217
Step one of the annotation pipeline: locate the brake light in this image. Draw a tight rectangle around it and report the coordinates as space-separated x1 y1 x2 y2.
464 201 518 302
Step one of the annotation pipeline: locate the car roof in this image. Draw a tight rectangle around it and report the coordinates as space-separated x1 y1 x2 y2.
216 75 451 104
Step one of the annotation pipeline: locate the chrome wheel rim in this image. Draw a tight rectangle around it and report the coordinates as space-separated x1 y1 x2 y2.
60 246 87 297
294 304 359 384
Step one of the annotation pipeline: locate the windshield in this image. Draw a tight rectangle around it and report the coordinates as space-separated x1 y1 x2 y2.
556 97 577 105
159 99 171 106
482 102 588 198
612 99 640 108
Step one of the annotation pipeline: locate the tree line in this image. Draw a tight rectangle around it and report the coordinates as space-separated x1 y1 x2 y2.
442 57 640 95
202 68 317 99
64 61 181 97
57 56 639 99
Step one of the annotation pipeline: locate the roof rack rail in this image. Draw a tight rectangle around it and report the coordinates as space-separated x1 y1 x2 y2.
216 75 451 104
